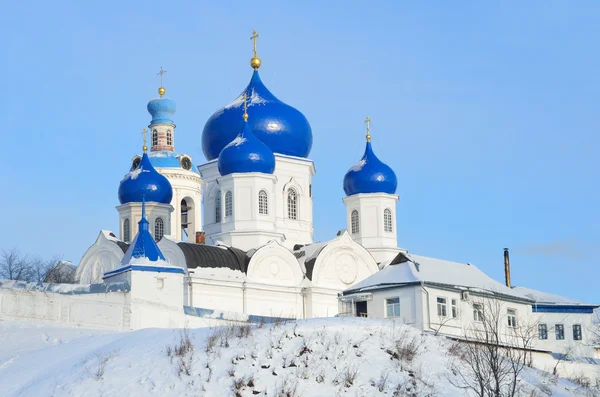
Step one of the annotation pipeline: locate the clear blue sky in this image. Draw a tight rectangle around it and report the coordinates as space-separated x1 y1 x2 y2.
1 1 598 303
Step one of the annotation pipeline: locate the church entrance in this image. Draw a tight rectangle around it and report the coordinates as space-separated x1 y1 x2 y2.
355 301 368 317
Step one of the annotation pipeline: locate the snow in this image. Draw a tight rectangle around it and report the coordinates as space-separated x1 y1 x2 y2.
0 318 589 397
0 279 129 294
348 158 366 172
190 266 245 281
223 136 247 149
121 167 147 181
348 253 533 302
511 286 597 306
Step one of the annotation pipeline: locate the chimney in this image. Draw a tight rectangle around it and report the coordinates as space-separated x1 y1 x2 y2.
503 248 511 288
195 231 206 245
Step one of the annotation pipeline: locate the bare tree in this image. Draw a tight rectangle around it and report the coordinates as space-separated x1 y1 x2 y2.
449 297 534 397
0 248 73 283
0 248 32 281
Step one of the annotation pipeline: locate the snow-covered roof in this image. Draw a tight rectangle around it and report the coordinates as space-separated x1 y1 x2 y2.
346 253 533 302
292 241 329 279
511 286 598 307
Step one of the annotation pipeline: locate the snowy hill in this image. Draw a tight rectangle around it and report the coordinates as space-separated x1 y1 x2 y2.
0 318 596 397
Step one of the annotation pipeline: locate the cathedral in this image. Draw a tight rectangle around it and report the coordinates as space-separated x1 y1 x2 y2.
75 32 398 318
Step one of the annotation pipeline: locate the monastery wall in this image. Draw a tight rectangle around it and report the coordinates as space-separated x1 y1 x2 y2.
0 282 131 331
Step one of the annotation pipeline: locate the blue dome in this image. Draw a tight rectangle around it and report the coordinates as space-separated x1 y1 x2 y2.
118 152 173 204
147 97 176 126
343 140 398 196
202 71 312 160
218 121 276 176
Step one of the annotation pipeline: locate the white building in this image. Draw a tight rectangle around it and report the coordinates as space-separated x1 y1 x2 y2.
339 251 600 367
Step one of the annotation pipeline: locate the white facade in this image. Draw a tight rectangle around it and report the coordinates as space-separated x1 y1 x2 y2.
341 284 599 365
200 154 315 250
158 166 203 242
116 201 173 243
343 192 402 263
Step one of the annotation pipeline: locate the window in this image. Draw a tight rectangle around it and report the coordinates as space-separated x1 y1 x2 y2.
437 297 447 317
215 192 221 223
225 191 233 217
181 199 189 237
386 297 400 318
130 156 141 171
507 309 517 328
259 190 268 215
166 130 172 146
154 218 164 242
451 299 458 318
351 210 359 234
287 188 298 220
152 129 158 146
573 324 582 341
538 324 548 340
384 209 393 232
473 303 483 322
555 324 564 340
123 218 130 243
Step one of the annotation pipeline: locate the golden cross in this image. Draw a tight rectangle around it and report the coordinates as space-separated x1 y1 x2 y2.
157 66 167 85
142 128 148 153
242 93 248 122
365 116 372 142
250 30 259 57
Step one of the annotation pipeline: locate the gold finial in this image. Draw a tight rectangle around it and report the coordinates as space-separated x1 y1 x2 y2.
142 128 148 153
365 116 372 142
250 30 261 70
242 93 249 122
157 67 167 98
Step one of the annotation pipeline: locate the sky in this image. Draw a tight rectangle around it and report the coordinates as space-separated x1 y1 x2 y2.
0 1 598 303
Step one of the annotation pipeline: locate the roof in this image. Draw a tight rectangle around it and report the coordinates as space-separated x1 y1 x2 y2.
292 241 329 280
177 242 249 273
102 231 129 253
511 286 598 307
345 252 533 302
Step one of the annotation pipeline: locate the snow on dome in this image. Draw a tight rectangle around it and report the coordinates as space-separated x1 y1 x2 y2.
118 153 173 204
218 121 275 176
343 140 397 196
202 70 313 160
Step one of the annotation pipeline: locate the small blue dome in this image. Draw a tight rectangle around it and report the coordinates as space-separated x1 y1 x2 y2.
147 97 176 126
218 121 276 176
343 140 398 196
202 71 312 160
118 152 173 204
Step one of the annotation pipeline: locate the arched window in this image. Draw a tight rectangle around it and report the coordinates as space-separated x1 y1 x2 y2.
258 190 268 215
152 129 158 146
166 130 173 146
154 218 164 242
225 191 233 217
123 218 130 243
181 199 189 236
384 209 393 232
215 191 221 223
287 188 298 220
351 210 359 234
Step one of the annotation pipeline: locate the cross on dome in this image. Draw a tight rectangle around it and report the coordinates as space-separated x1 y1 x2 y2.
365 116 372 142
157 67 167 97
141 128 148 153
250 30 261 70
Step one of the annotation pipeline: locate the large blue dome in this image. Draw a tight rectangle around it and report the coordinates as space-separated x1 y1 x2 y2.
343 140 398 196
118 152 173 204
147 97 176 126
218 121 276 176
202 71 312 160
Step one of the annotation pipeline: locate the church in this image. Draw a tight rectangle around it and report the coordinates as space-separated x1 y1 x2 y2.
74 32 395 319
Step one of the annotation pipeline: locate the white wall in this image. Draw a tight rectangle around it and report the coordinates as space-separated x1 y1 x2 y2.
0 287 130 330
